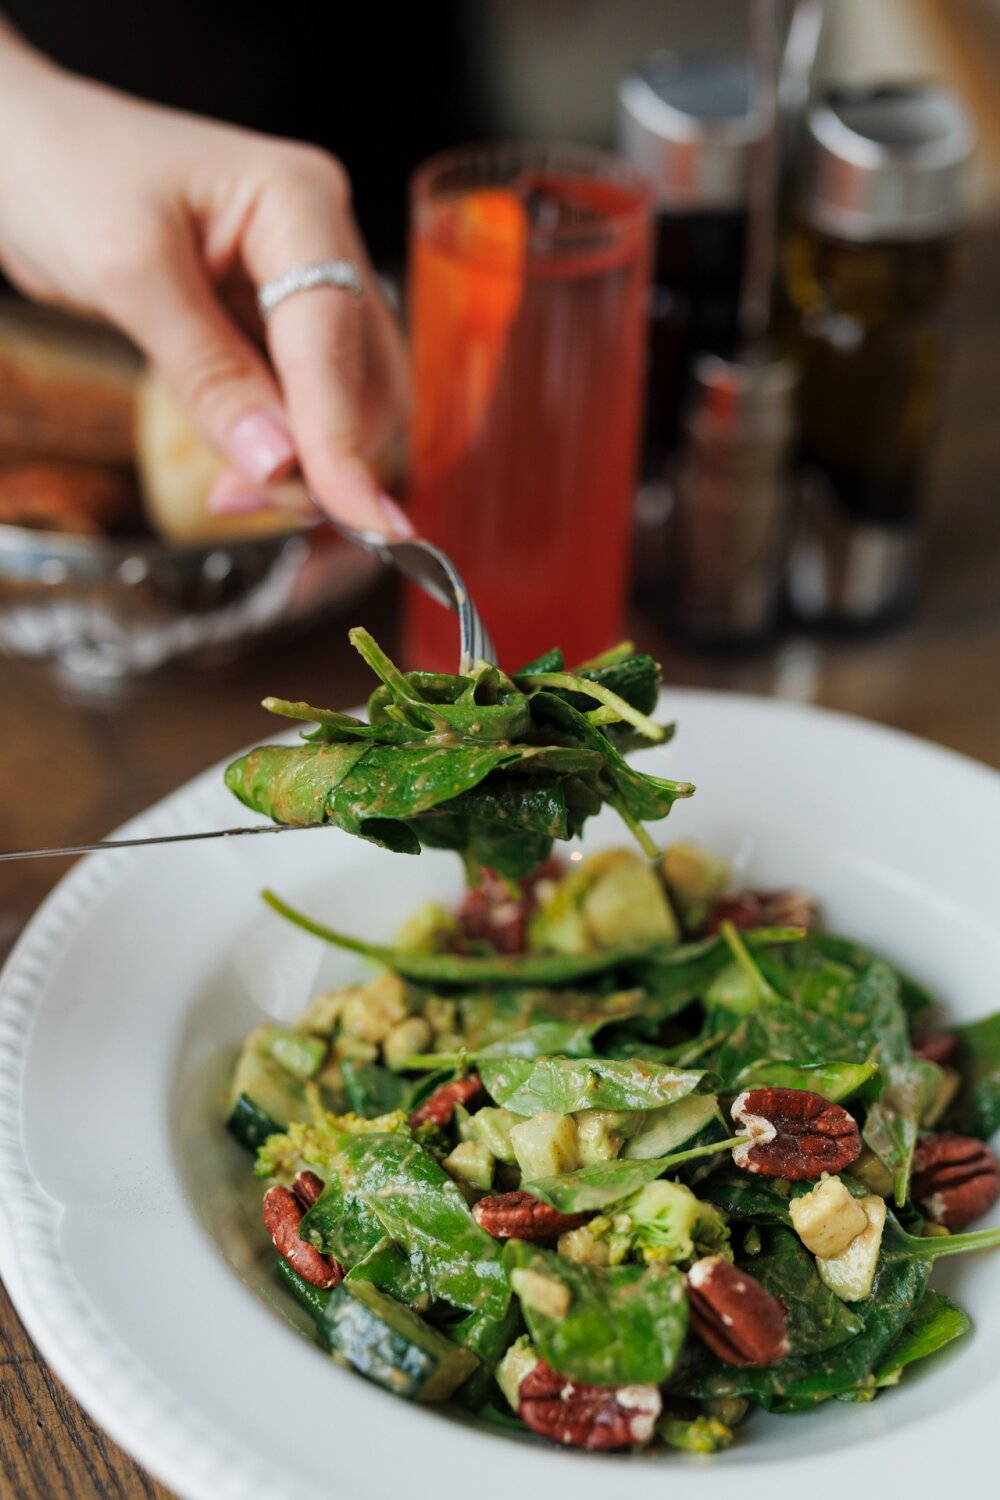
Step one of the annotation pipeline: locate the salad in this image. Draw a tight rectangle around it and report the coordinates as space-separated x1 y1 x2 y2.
224 642 1000 1454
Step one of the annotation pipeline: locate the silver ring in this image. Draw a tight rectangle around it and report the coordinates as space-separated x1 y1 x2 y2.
256 259 364 318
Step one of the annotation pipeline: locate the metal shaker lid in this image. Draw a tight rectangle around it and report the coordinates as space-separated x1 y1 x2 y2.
687 353 798 442
618 52 763 212
800 82 973 241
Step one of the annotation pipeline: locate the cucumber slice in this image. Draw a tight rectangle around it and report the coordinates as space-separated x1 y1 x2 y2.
226 1092 282 1152
622 1094 725 1161
275 1256 333 1321
320 1281 478 1401
227 1044 309 1140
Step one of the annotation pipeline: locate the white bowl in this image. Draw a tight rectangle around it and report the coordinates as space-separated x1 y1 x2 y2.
0 689 997 1500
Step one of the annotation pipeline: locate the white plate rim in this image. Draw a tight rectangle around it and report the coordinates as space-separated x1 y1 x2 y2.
1 687 999 1500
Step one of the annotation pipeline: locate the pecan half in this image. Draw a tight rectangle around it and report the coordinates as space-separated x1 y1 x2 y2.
518 1359 661 1450
703 889 819 935
731 1087 861 1179
913 1033 956 1066
409 1074 486 1130
911 1132 1000 1227
472 1190 591 1241
686 1256 789 1367
262 1185 344 1288
291 1169 325 1210
756 889 820 930
703 893 764 935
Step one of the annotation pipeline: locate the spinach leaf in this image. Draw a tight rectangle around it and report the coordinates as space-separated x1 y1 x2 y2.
515 669 664 743
263 891 677 988
419 776 571 841
454 987 644 1060
515 652 660 720
872 1288 970 1388
299 1176 388 1268
528 691 693 838
714 958 909 1089
847 961 912 1064
515 648 564 675
809 932 937 1020
745 1228 865 1356
757 951 857 1014
698 1171 795 1225
226 741 518 852
524 1134 738 1214
862 1059 944 1205
263 698 423 744
726 1057 879 1102
447 1300 525 1412
264 893 802 992
225 741 372 827
951 1010 1000 1140
304 1132 508 1318
709 922 785 1012
882 1214 1000 1263
716 1000 860 1084
758 946 911 1064
504 1241 687 1386
341 1061 412 1119
477 1055 707 1115
344 1238 429 1307
627 928 801 1002
354 630 534 741
448 1300 524 1367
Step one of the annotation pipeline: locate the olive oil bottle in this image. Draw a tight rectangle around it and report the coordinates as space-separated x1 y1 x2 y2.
783 83 972 626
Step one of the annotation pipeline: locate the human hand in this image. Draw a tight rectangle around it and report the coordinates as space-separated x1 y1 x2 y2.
0 29 411 536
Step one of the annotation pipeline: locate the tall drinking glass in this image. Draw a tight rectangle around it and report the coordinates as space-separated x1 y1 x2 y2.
406 143 651 671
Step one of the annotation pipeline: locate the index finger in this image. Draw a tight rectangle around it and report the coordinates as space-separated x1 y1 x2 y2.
241 161 404 536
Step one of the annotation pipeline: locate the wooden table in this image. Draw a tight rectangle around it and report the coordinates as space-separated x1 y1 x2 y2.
1 228 999 1497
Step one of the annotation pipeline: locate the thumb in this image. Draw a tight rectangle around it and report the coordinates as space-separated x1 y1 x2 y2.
109 214 296 485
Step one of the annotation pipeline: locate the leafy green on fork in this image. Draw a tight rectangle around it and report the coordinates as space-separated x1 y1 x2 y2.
225 632 693 877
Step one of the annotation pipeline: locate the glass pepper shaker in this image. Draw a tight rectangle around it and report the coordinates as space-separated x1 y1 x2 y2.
618 53 765 595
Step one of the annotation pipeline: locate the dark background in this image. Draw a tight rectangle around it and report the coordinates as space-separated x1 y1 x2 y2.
4 0 483 262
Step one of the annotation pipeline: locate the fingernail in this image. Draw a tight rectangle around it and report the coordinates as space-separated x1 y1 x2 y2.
376 494 415 539
225 409 296 484
318 460 415 539
208 471 274 516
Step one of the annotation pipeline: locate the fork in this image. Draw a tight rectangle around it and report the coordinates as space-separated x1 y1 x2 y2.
329 515 498 672
0 514 499 861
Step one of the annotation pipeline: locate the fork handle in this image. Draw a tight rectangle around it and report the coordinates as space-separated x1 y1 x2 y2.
324 512 486 671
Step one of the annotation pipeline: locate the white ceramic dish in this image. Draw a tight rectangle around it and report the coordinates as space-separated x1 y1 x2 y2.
1 690 998 1500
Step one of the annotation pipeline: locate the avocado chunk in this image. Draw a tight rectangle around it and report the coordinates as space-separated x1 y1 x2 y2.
530 849 679 954
659 842 730 932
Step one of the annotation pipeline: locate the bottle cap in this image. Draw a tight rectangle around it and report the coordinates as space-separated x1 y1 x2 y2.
687 353 798 441
800 82 973 242
618 53 764 212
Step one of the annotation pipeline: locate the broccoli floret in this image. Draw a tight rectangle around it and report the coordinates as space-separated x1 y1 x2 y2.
556 1181 732 1268
611 1180 732 1266
691 1200 731 1261
254 1109 411 1181
394 900 460 954
659 1413 735 1454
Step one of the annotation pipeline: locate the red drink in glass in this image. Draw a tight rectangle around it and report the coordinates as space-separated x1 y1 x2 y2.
406 144 651 672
